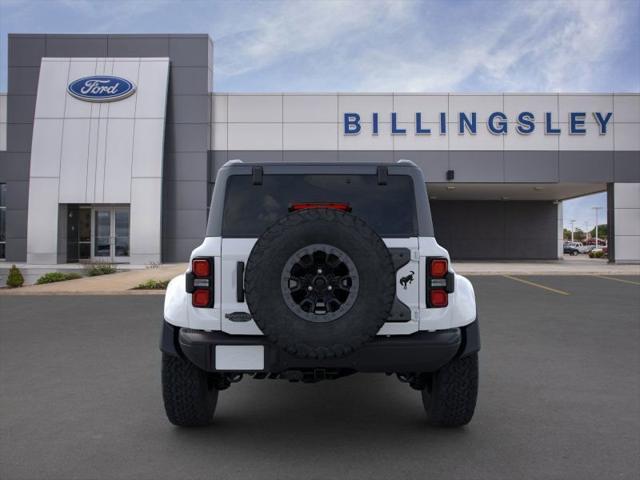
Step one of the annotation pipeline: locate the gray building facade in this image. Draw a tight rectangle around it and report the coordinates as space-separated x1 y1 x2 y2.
0 34 638 264
0 33 213 263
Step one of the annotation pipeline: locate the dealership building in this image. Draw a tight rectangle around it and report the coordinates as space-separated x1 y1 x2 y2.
0 33 638 264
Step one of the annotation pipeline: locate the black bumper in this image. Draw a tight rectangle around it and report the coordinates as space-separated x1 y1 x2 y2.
161 320 480 374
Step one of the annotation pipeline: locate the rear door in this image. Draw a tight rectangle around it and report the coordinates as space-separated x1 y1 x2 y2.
219 172 420 335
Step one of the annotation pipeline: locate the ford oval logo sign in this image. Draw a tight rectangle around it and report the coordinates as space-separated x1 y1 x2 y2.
67 76 136 102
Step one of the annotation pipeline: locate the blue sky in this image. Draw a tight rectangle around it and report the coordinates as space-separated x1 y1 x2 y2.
1 0 638 229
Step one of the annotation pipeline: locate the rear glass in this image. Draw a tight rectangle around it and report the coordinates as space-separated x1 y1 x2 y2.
222 174 417 237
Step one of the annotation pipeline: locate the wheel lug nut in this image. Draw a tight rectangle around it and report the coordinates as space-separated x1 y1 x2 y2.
328 285 333 291
317 268 323 274
307 286 313 291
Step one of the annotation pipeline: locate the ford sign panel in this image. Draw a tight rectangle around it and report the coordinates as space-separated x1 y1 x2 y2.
67 76 136 102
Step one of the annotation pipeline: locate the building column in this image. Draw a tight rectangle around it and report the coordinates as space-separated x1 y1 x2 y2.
609 182 640 263
557 201 564 259
26 177 60 264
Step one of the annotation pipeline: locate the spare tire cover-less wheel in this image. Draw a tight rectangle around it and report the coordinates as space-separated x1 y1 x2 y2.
244 208 396 359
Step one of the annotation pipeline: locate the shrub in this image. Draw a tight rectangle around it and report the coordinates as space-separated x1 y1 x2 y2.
6 264 25 288
36 272 83 284
85 262 117 276
589 250 605 259
133 279 170 290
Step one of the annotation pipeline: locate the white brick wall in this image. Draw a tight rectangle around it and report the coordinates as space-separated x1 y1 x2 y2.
211 93 640 152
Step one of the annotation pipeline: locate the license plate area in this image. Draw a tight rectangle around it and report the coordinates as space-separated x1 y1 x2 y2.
214 345 264 371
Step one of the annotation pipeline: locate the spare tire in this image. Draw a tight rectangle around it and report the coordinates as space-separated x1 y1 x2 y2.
244 208 396 359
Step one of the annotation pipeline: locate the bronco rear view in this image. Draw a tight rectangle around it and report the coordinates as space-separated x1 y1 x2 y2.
161 160 479 427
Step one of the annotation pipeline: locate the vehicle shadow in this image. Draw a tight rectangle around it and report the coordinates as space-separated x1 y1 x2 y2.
165 373 473 454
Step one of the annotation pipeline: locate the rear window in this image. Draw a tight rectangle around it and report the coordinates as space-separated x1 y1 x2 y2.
222 174 417 237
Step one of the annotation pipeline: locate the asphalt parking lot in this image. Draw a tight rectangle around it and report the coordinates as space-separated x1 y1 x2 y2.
1 275 639 480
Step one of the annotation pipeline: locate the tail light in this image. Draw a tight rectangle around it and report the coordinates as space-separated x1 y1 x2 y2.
289 202 351 212
186 257 214 308
427 258 454 308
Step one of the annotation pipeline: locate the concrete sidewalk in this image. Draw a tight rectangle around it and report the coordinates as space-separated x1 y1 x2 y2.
454 257 640 276
0 263 187 295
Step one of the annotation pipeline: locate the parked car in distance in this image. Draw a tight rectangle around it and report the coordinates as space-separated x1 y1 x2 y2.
564 241 584 255
564 243 581 256
580 244 596 254
563 241 598 254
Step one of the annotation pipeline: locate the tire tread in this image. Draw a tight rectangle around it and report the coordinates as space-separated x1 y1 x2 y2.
162 353 218 427
422 353 478 427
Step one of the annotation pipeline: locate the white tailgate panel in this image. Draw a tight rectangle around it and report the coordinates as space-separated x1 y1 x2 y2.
220 238 261 335
218 237 429 335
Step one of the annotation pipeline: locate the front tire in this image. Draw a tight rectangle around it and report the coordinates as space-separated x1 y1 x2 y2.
162 353 218 427
422 353 478 427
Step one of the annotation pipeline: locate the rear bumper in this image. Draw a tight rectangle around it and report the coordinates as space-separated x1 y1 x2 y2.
161 320 480 374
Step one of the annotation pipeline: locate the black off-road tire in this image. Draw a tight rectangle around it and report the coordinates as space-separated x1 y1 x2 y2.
162 353 218 427
422 353 479 427
244 208 396 359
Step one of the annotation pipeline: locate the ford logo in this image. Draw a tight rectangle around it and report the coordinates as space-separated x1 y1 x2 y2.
67 76 136 102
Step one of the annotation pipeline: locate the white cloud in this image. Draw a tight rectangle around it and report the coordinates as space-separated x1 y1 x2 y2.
347 0 629 92
54 0 175 32
1 0 636 92
213 0 412 79
213 0 636 92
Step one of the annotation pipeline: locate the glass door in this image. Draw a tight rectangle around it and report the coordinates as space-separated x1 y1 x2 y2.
94 209 112 259
113 207 130 262
78 207 92 260
92 206 130 263
66 206 92 262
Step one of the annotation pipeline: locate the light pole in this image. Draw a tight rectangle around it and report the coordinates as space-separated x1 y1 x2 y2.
570 219 576 242
584 221 590 242
592 206 604 248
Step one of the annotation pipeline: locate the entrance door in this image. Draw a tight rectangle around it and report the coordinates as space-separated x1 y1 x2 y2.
66 205 92 262
92 206 130 263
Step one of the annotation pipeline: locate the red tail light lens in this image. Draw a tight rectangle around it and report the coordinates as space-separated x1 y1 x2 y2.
427 257 452 308
188 257 214 308
430 259 448 278
289 202 351 212
192 259 210 277
192 289 210 308
429 289 448 308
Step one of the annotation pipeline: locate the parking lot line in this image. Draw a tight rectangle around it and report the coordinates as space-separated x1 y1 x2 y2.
593 275 640 286
502 275 571 295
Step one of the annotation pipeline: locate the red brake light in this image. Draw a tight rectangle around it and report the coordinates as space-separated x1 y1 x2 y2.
290 202 351 212
189 257 214 308
427 257 451 308
192 259 210 277
430 259 448 278
192 289 210 308
429 289 448 308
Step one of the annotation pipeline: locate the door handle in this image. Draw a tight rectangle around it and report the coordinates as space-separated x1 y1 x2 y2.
236 261 245 302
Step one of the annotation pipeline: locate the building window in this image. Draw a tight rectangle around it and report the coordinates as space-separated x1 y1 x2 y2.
0 183 6 259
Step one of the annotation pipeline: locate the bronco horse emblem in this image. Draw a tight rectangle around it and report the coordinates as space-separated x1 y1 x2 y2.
399 271 415 289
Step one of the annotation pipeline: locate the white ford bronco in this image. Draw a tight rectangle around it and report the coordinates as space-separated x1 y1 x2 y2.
161 160 479 427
